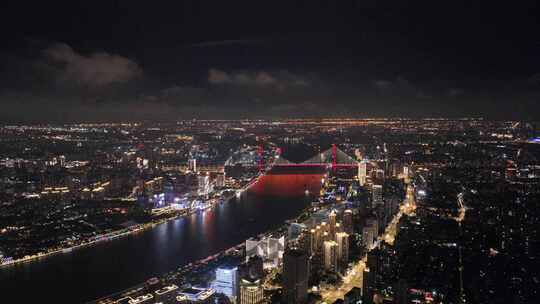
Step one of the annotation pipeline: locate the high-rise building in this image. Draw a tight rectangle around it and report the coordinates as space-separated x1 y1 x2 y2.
188 158 197 172
198 174 211 196
372 184 383 208
328 210 337 239
358 161 367 186
343 209 353 234
245 236 285 267
362 226 371 250
335 232 349 265
213 266 238 301
362 220 376 251
239 279 264 304
323 241 338 271
283 249 309 304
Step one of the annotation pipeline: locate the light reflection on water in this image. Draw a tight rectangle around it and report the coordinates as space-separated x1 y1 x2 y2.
0 193 312 303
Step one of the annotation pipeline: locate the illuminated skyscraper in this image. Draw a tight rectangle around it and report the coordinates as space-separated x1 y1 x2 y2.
336 232 349 265
328 210 337 239
245 236 285 267
323 240 338 271
188 158 197 172
198 174 211 197
372 184 383 208
358 161 367 186
362 225 374 250
239 279 264 304
213 266 238 301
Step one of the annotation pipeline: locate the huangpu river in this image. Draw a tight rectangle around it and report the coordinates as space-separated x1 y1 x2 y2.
0 193 312 303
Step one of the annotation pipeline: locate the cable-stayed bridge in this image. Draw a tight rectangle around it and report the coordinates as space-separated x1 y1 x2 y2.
270 144 359 170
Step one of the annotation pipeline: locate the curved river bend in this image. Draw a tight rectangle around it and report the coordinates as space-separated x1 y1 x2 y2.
0 194 310 303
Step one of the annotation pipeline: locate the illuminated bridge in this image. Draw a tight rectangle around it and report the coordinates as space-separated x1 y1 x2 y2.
271 144 359 169
250 145 359 197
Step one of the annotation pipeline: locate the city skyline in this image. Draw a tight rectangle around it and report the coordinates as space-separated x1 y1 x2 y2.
1 119 538 303
1 2 540 304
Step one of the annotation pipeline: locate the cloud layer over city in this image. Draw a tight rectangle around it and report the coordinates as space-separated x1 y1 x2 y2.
0 2 539 122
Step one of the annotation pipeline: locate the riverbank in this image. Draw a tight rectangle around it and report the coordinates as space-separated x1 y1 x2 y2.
1 211 183 268
87 198 315 304
1 174 311 304
0 189 241 269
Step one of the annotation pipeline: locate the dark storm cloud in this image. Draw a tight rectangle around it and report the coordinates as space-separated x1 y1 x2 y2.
43 43 142 87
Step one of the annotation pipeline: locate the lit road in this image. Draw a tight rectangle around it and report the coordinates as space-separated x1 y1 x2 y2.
455 192 467 303
320 259 366 303
384 184 416 245
454 192 466 222
319 183 416 303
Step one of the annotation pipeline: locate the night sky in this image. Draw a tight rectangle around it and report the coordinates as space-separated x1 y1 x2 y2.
1 1 539 122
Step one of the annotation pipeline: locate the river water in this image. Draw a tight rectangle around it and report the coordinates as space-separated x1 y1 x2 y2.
0 193 312 303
